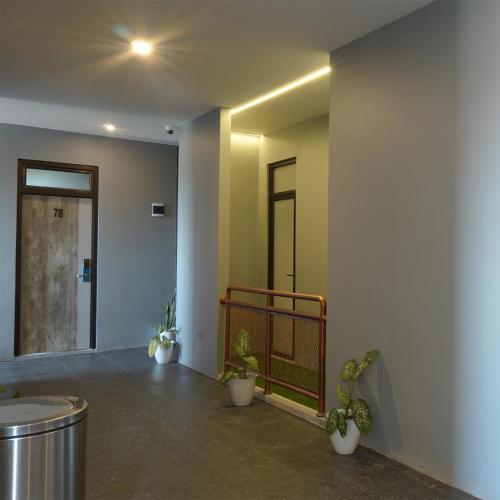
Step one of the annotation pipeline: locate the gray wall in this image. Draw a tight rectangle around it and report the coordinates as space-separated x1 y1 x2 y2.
0 124 178 358
328 1 500 497
176 108 230 377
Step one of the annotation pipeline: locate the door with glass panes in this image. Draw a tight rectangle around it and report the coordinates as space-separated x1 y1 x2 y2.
268 158 296 359
15 160 98 355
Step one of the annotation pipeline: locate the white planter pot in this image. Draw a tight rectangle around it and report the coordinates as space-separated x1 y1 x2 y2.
228 374 257 406
158 330 177 342
330 417 361 455
154 342 174 364
164 329 177 342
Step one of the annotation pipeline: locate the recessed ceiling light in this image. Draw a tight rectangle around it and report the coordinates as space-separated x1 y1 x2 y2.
230 66 331 115
103 123 115 132
131 39 153 56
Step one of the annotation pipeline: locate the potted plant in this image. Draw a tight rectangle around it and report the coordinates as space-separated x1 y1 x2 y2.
0 385 20 399
148 291 177 364
219 329 259 406
326 349 379 455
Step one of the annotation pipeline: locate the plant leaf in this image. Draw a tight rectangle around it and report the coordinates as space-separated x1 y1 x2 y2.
352 398 372 434
340 359 358 382
12 390 21 399
243 355 259 372
337 411 347 438
168 291 176 330
354 350 379 379
148 337 160 358
325 409 339 436
234 329 251 358
161 337 172 350
336 383 349 408
219 369 237 386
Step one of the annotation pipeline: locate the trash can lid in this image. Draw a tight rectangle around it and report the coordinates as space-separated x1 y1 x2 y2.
0 396 88 439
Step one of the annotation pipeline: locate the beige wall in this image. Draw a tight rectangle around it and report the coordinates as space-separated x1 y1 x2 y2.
228 112 328 326
259 114 329 299
229 133 260 288
229 115 329 303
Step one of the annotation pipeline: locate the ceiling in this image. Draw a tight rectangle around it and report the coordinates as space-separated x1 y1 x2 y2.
0 0 433 142
231 72 330 135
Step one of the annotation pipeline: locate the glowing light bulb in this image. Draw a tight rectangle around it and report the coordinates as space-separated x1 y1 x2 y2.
131 40 153 56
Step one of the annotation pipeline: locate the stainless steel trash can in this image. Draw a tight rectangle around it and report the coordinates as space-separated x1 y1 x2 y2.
0 396 88 500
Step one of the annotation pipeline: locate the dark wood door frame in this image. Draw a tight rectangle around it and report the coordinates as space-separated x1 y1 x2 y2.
268 157 297 361
267 157 297 293
15 159 99 356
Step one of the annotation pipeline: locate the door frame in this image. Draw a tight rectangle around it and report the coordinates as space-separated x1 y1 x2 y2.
267 157 297 361
267 157 297 293
14 159 99 356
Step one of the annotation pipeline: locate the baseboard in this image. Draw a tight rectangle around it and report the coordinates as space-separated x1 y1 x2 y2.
254 386 326 429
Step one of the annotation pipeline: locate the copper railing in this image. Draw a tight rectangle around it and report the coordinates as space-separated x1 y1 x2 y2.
220 286 327 417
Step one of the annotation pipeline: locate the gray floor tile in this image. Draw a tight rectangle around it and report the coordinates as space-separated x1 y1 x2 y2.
0 348 475 500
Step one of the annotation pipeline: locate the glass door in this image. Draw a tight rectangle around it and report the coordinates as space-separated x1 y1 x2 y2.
268 157 296 301
268 158 296 359
15 160 98 355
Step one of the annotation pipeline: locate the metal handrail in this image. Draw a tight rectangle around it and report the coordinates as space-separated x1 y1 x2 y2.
221 285 327 417
221 285 326 304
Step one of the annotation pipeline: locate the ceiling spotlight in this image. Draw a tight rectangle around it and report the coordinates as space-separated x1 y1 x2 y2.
103 123 115 132
131 40 153 56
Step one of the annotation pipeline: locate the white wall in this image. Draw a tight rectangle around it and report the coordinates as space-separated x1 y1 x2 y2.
177 108 230 377
328 1 500 497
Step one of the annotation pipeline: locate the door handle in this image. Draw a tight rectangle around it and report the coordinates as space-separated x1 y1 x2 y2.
77 258 91 283
286 273 295 277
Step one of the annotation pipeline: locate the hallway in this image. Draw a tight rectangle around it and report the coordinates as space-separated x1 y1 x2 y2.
1 349 472 500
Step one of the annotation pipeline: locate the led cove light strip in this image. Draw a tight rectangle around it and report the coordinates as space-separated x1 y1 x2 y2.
231 131 261 138
230 66 331 115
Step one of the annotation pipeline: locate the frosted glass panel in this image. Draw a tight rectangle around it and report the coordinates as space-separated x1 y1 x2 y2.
273 198 295 309
26 168 91 191
273 163 295 192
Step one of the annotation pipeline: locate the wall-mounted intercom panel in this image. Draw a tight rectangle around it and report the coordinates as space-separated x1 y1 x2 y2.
152 202 166 217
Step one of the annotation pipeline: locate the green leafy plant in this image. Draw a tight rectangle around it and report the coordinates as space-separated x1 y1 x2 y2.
148 291 177 358
148 334 172 358
156 290 176 334
326 350 379 438
0 385 20 399
219 330 259 386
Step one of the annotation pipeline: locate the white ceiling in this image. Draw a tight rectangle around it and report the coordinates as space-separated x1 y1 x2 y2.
0 0 433 142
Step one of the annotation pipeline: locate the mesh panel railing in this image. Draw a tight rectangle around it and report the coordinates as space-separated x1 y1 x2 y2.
221 286 326 417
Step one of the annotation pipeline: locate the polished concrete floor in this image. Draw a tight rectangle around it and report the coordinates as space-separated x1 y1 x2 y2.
0 348 473 500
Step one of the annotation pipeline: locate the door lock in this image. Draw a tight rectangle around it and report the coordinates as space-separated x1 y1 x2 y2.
76 258 91 283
